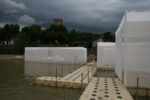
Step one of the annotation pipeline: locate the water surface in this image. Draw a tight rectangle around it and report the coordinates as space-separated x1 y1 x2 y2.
0 55 82 100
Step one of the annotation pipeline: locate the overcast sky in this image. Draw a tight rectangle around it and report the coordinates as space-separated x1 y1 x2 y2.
0 0 150 33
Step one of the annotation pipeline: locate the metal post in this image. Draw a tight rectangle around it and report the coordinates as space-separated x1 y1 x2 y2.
91 67 93 76
81 73 83 89
88 67 89 83
92 66 94 79
74 64 75 71
135 77 139 100
64 85 66 100
69 66 71 73
56 66 58 87
92 66 94 76
75 64 77 70
61 65 63 77
122 71 124 84
145 89 149 99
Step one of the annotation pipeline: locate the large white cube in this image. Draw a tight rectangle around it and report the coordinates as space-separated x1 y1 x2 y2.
25 47 87 64
97 42 115 68
115 11 150 88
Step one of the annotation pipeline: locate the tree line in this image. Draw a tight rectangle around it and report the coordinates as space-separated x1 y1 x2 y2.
0 24 115 54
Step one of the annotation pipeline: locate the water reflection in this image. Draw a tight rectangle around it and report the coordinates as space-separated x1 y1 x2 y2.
0 56 83 100
0 56 149 100
24 62 82 78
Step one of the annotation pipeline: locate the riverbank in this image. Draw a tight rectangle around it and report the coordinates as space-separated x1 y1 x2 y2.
0 54 24 60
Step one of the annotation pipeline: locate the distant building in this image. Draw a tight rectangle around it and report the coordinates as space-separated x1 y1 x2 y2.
53 18 63 25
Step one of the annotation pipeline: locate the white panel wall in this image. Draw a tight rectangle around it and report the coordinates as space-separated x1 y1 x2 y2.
25 47 87 64
115 11 150 88
97 42 115 68
115 15 126 81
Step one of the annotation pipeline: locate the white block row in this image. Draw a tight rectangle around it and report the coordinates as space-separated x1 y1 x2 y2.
35 62 97 88
25 47 87 64
115 11 150 88
24 62 81 77
97 42 115 68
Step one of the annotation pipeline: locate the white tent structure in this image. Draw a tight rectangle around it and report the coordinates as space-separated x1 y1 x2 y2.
97 42 115 68
115 11 150 88
25 47 87 64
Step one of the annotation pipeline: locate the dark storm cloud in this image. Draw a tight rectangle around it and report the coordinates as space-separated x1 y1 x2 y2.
0 0 150 33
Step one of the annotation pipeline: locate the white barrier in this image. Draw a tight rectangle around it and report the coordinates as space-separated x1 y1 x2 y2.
25 47 87 64
115 11 150 88
97 42 115 68
24 62 80 77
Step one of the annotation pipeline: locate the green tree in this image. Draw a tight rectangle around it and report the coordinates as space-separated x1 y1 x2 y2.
11 24 20 39
68 29 78 45
14 32 30 54
40 30 50 45
2 24 20 44
0 27 3 44
49 24 68 33
101 32 115 42
14 25 41 54
21 24 41 42
48 24 69 44
3 24 11 44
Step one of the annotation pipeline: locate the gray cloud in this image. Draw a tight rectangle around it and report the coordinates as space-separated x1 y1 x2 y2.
0 0 26 11
0 0 150 33
17 15 35 25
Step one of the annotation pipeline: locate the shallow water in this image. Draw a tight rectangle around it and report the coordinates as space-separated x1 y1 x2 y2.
0 55 82 100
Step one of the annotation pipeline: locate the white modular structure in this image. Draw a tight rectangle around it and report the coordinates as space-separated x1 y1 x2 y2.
25 47 87 64
25 62 81 77
115 11 150 88
97 42 115 68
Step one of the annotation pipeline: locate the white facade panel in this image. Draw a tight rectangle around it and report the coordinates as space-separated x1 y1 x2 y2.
25 47 87 64
97 42 115 68
115 11 150 88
